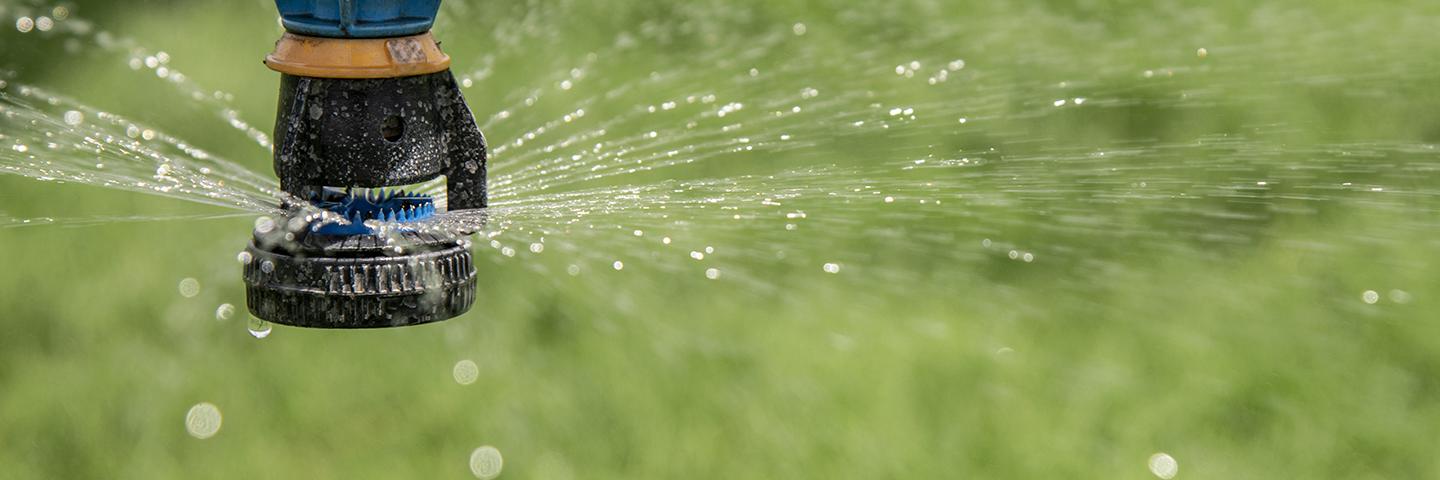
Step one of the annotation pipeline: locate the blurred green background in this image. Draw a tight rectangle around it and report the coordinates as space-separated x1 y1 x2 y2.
3 0 1440 478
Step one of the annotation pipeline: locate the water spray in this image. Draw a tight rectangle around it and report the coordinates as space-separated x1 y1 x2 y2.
243 0 487 328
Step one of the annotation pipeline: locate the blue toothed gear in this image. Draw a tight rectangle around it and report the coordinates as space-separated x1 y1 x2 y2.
309 187 436 235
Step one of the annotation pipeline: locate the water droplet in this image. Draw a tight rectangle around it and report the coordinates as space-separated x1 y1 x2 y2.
529 243 544 253
823 263 841 274
184 403 223 439
35 16 53 32
63 110 83 126
247 317 272 338
1362 290 1380 304
792 23 807 36
566 264 580 276
254 216 276 234
1389 289 1412 304
215 303 235 321
690 251 705 260
1148 453 1178 479
453 360 479 385
612 261 624 271
705 268 720 280
15 17 34 33
259 260 274 274
469 446 504 479
178 278 201 298
236 251 253 264
1196 47 1208 58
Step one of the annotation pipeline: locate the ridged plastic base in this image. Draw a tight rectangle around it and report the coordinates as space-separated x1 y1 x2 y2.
242 231 476 328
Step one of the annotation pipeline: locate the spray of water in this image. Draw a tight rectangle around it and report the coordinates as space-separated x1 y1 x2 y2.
2 0 1440 290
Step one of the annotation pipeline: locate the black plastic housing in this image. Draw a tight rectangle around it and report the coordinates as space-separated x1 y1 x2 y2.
273 70 487 209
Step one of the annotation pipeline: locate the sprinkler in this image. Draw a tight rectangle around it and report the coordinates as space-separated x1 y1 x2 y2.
242 0 487 328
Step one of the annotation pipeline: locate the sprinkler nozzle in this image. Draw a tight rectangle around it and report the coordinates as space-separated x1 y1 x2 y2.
243 0 485 329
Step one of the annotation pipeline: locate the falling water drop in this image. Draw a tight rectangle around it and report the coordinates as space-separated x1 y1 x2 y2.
215 303 235 321
184 403 223 439
469 446 504 480
178 277 201 298
453 360 479 385
1147 453 1178 479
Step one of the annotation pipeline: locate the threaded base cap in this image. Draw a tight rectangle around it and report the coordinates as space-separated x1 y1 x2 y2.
243 230 476 328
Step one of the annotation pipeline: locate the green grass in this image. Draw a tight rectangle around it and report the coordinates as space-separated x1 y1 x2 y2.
3 0 1440 478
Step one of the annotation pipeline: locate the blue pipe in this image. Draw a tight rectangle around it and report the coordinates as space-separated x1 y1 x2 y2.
275 0 441 38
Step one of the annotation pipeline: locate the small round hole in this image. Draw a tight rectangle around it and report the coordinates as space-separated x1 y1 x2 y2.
381 115 404 142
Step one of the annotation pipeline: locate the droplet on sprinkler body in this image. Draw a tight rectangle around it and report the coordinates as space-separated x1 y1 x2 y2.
247 317 272 338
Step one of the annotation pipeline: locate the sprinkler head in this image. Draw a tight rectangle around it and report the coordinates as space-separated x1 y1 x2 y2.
244 0 486 329
242 191 477 328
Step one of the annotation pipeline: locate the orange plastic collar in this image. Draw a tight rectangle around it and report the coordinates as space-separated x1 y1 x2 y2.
264 32 451 79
